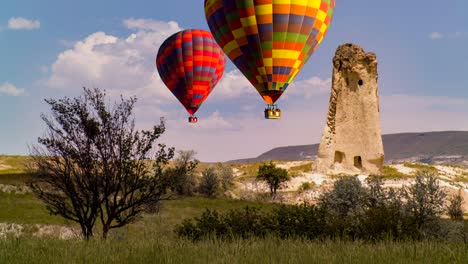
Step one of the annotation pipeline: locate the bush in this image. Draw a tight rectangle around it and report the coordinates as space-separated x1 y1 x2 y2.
402 171 446 231
298 182 314 192
317 176 367 238
447 189 464 221
361 176 406 240
177 174 457 242
199 168 219 197
214 163 234 192
175 207 268 241
163 150 199 196
269 203 323 240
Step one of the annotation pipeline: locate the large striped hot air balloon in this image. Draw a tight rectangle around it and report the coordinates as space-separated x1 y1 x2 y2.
157 29 226 123
205 0 336 119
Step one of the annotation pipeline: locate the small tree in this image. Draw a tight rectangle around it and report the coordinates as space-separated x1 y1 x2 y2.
256 162 290 197
447 189 464 221
163 150 199 196
215 163 234 192
28 88 174 240
317 176 368 237
199 167 219 197
402 171 447 229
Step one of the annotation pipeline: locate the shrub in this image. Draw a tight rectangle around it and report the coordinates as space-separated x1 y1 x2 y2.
269 203 322 240
402 171 446 230
199 168 219 197
447 189 464 221
163 150 199 196
362 176 406 240
298 182 314 192
175 207 268 241
215 163 234 192
176 173 456 242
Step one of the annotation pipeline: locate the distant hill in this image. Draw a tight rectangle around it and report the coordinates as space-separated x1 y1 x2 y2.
227 131 468 165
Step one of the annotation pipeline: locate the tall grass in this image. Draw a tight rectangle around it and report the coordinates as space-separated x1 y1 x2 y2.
0 236 467 264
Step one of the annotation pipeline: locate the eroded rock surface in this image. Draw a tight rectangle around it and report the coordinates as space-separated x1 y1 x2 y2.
314 43 384 175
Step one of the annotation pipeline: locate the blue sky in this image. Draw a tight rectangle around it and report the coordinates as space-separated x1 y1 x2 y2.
1 0 467 161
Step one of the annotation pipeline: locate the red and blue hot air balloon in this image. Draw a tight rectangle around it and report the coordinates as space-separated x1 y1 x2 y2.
157 29 226 123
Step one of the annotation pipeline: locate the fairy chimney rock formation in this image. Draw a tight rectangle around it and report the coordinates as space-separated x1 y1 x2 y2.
314 43 384 175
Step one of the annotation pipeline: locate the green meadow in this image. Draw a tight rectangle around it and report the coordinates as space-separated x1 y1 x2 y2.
0 156 467 264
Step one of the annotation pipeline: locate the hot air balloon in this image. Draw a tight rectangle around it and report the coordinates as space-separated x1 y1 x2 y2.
156 29 226 123
205 0 336 119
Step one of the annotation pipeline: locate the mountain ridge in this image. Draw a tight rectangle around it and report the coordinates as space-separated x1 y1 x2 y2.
227 131 468 165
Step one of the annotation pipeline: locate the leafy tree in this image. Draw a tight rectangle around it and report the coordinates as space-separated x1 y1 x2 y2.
215 163 234 192
402 171 446 229
163 150 199 196
317 176 368 237
256 162 290 197
199 167 219 197
28 88 174 240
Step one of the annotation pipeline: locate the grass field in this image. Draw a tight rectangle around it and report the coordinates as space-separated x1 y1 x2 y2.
1 156 468 263
1 236 467 264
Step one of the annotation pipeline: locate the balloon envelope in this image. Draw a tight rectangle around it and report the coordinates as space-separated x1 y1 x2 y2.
157 29 226 115
205 0 336 104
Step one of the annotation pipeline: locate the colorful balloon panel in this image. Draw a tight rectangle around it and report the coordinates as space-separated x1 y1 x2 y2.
156 29 226 115
205 0 336 104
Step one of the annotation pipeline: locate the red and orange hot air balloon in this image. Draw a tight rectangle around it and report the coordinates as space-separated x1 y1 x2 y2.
157 29 226 123
205 0 336 119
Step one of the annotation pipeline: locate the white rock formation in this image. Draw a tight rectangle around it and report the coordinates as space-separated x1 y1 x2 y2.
314 43 384 175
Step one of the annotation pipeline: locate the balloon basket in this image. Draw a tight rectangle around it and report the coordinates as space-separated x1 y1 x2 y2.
188 116 198 123
264 105 281 119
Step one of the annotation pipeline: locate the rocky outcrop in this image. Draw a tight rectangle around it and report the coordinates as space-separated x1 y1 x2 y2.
314 43 384 175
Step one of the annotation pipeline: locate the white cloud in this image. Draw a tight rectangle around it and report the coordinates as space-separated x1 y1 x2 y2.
429 31 468 40
286 77 331 99
429 32 443 40
0 82 26 96
47 20 183 105
123 18 180 33
8 17 40 30
209 70 255 100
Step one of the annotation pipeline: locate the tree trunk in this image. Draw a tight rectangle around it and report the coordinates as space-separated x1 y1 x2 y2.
81 224 93 240
102 224 110 240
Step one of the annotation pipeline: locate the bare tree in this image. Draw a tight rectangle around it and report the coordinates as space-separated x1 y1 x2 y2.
28 88 174 240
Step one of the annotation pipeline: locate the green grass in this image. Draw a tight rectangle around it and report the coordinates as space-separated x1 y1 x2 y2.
0 236 467 264
1 157 468 263
0 192 67 225
380 166 410 179
453 173 468 183
403 162 439 175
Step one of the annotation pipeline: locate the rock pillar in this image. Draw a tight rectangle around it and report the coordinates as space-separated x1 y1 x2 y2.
314 43 384 175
